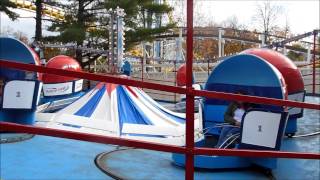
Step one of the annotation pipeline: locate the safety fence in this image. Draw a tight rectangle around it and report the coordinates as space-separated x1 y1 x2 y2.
127 58 320 103
298 60 320 93
0 60 320 180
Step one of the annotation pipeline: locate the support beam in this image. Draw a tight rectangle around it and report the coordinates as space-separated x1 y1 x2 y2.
176 28 183 61
218 28 225 57
259 34 265 47
307 44 312 63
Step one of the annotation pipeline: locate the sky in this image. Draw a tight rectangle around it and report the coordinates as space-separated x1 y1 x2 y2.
0 0 319 40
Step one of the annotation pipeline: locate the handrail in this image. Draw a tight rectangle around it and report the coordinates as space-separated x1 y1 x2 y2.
0 60 319 110
1 122 319 160
0 59 319 180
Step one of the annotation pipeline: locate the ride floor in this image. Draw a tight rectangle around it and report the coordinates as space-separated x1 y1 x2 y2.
1 96 319 180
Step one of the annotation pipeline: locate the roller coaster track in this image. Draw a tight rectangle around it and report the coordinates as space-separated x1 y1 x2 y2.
155 29 320 55
43 43 108 55
9 1 319 56
266 29 320 48
10 0 65 20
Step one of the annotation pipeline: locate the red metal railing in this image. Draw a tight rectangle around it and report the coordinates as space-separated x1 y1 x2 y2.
313 32 317 94
1 60 320 180
2 121 320 161
1 60 319 109
298 60 320 94
1 2 320 179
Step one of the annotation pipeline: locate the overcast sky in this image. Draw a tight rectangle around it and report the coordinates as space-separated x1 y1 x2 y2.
0 0 319 40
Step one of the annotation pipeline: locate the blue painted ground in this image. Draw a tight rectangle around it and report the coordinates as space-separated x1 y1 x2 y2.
0 96 319 180
0 135 115 180
273 96 320 180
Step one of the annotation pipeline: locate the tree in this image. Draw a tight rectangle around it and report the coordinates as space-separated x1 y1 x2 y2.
194 38 218 60
167 0 206 27
0 0 19 20
222 16 240 36
47 0 105 65
35 0 42 41
46 0 175 68
105 0 176 50
252 1 283 43
221 16 257 55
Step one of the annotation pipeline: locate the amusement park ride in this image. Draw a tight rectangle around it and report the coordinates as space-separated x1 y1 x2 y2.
10 0 65 20
0 35 318 168
0 1 320 179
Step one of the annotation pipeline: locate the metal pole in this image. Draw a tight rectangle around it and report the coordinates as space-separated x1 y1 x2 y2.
307 44 311 63
186 0 194 179
218 28 222 57
110 13 115 73
141 57 144 84
142 42 146 73
176 28 183 61
207 58 210 76
264 30 268 45
221 39 225 57
283 46 287 56
259 34 265 47
116 13 125 73
312 30 316 94
108 11 115 74
174 60 177 102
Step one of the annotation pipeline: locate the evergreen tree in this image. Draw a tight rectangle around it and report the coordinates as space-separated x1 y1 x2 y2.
0 0 19 20
47 0 105 65
47 0 175 67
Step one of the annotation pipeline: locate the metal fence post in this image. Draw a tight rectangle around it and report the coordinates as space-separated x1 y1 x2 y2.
186 0 195 179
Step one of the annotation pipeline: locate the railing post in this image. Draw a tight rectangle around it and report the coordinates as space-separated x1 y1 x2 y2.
218 28 225 57
141 57 144 85
207 58 210 76
174 60 177 102
259 33 265 47
307 44 312 63
312 30 316 94
186 0 194 179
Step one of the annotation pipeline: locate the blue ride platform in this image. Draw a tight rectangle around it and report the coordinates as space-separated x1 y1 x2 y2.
1 96 319 180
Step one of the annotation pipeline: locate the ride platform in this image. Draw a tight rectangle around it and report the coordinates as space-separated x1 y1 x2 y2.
1 96 319 180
